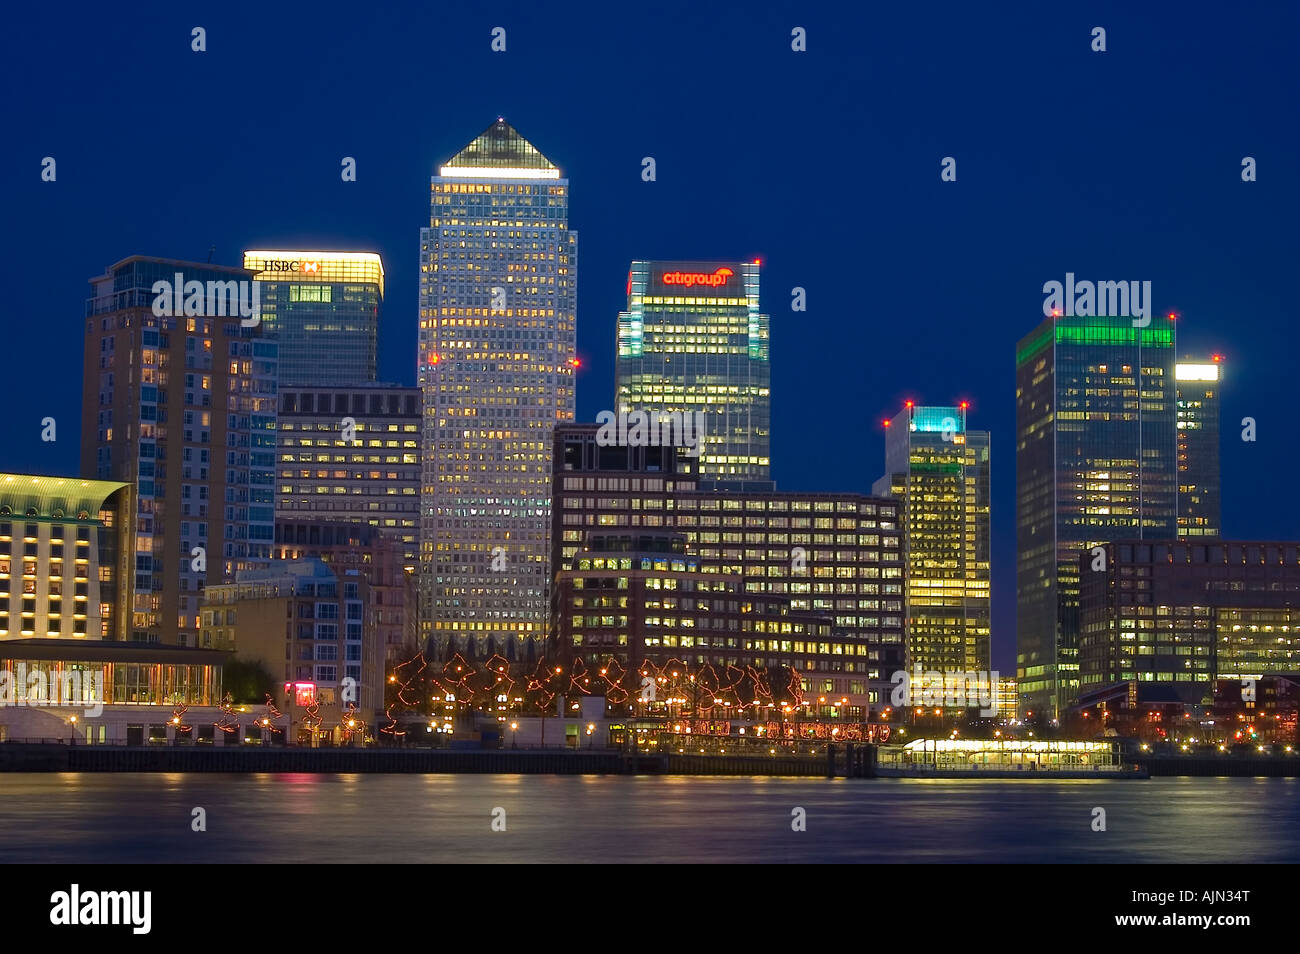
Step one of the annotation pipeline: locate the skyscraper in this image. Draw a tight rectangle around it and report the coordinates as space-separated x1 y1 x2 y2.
874 403 991 678
242 251 383 387
418 118 577 657
275 384 420 568
82 256 278 645
1015 314 1178 719
1175 355 1224 538
616 260 771 490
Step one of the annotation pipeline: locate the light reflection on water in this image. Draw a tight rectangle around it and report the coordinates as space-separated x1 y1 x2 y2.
1 774 1294 863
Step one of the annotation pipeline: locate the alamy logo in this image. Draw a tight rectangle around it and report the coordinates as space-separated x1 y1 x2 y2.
0 665 103 717
151 272 261 327
595 409 705 457
890 666 1000 717
1042 273 1151 323
49 884 151 934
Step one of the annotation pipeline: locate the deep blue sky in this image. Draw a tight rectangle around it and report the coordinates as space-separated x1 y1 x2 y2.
4 1 1298 670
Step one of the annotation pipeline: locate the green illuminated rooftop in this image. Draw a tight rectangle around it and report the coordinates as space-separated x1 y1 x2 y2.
1017 317 1175 367
0 473 129 522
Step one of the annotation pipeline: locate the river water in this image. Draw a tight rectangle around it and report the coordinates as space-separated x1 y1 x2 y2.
1 774 1294 863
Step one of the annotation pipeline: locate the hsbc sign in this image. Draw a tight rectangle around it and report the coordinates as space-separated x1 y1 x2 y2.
261 259 321 274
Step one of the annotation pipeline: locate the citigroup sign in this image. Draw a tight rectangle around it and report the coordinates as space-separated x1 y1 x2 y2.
661 266 734 289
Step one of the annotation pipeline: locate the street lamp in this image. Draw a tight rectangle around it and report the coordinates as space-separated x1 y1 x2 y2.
68 715 77 746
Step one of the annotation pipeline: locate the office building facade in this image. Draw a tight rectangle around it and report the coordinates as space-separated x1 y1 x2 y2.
556 531 835 711
243 251 383 387
0 474 132 641
275 384 420 567
273 518 415 663
874 403 991 677
82 256 278 645
1016 314 1178 718
201 558 382 726
1079 540 1300 705
418 118 577 655
1175 356 1223 538
616 260 771 489
552 424 904 714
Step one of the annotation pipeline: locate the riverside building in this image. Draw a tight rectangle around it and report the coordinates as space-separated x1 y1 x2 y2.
82 256 279 645
552 424 904 715
1015 313 1177 718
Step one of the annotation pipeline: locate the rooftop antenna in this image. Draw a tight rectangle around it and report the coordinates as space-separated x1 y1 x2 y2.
207 245 216 263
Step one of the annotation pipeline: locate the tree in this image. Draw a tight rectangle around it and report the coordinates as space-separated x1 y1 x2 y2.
222 657 276 705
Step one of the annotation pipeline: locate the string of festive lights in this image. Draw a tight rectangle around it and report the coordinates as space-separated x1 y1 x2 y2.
169 699 191 734
339 702 365 744
380 651 807 720
213 692 240 734
381 651 429 735
260 693 285 739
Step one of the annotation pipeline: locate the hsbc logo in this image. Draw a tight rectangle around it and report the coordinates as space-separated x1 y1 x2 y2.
262 260 320 274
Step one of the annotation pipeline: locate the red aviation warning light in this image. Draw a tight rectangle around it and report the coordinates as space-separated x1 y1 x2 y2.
1168 312 1177 321
882 418 892 428
567 357 581 368
1212 353 1223 362
428 352 442 365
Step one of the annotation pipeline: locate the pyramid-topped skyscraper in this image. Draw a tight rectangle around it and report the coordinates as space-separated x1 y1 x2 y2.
441 118 560 174
418 119 577 659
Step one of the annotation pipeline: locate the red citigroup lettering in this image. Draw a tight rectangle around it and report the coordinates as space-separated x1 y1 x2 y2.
661 266 734 289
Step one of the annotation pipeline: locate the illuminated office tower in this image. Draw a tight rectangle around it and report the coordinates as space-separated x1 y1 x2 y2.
243 251 383 387
1015 314 1177 719
82 256 279 645
873 403 991 677
616 260 771 490
275 384 420 568
418 118 577 657
1175 355 1224 538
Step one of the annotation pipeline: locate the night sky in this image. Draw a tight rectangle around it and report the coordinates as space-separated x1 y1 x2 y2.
5 1 1297 670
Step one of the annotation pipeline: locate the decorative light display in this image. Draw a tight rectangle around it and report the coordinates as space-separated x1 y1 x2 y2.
381 651 807 718
169 698 191 733
260 693 285 740
213 692 240 735
339 702 365 744
301 694 324 738
381 651 429 736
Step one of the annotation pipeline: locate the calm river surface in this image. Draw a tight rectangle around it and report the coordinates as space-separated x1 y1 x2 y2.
2 774 1295 863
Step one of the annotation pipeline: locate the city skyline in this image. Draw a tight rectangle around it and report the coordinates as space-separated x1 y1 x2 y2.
21 123 1269 676
8 6 1296 676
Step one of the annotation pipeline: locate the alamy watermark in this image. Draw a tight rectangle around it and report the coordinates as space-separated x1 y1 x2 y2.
0 665 104 717
890 666 1000 717
1042 273 1152 326
595 409 705 457
151 272 261 327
